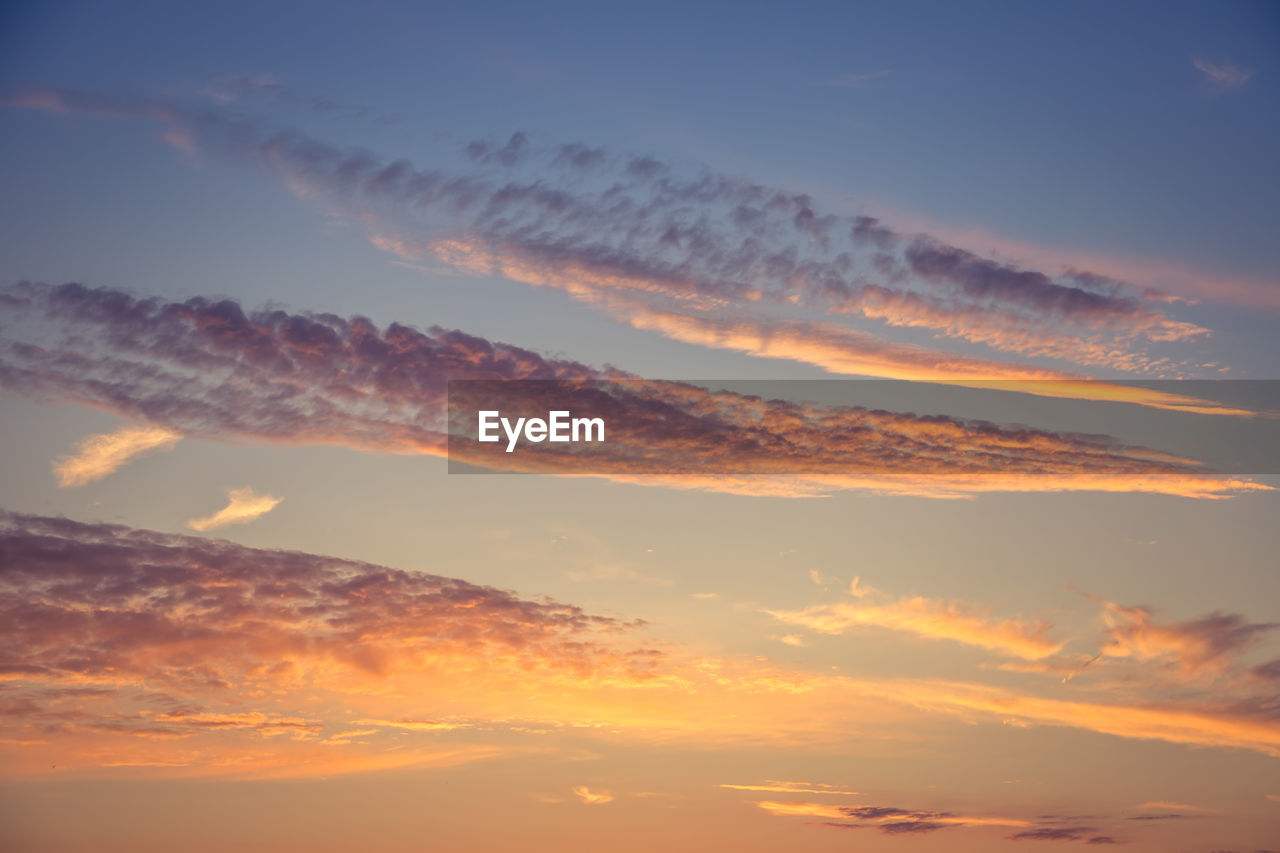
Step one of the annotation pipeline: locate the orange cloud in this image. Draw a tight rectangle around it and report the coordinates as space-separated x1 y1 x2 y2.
186 487 282 531
572 786 614 805
1096 599 1277 677
52 424 182 487
720 781 859 796
3 510 1277 784
768 582 1064 661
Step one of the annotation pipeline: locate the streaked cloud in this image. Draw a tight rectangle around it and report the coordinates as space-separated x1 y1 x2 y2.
768 579 1064 660
756 800 846 818
186 487 282 531
52 424 181 487
1007 825 1102 842
3 88 1236 385
720 781 858 796
852 677 1280 757
1193 57 1256 91
1132 801 1214 813
757 799 1031 833
1 283 1264 500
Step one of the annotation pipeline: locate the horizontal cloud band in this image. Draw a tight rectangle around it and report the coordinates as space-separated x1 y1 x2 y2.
0 282 1267 497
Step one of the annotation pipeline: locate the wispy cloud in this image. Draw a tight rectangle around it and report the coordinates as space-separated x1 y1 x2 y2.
1194 57 1256 91
1132 800 1214 813
572 786 614 804
1096 598 1277 677
768 578 1065 660
52 424 181 487
721 781 859 796
757 799 1031 833
4 283 1260 500
3 87 1233 383
1006 825 1102 842
186 486 282 531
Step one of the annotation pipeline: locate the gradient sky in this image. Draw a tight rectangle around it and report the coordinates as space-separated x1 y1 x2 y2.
1 3 1278 851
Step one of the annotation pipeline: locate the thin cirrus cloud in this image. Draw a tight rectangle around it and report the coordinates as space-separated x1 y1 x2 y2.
3 86 1239 387
755 799 1031 832
0 282 1266 500
1193 57 1256 91
720 781 859 796
52 424 182 487
767 578 1066 660
185 486 282 531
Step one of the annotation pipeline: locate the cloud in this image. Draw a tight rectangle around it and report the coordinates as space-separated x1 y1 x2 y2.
186 486 282 531
720 781 859 796
859 202 1280 312
852 677 1280 757
0 509 668 776
1133 801 1214 813
3 283 1261 500
1194 58 1256 91
572 785 613 805
2 509 1278 779
52 424 181 487
3 87 1233 382
756 801 846 818
768 580 1064 660
1096 599 1277 677
758 799 1031 833
1007 825 1096 841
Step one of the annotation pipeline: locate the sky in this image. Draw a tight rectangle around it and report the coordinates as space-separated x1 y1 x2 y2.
0 2 1278 851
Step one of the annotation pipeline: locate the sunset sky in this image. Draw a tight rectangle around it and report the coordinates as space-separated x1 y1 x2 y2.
1 2 1278 851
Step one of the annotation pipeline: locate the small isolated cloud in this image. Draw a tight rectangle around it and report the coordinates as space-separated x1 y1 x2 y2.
1194 57 1256 91
186 487 282 531
572 785 613 805
779 634 808 647
1007 825 1096 841
720 781 859 796
53 425 181 487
